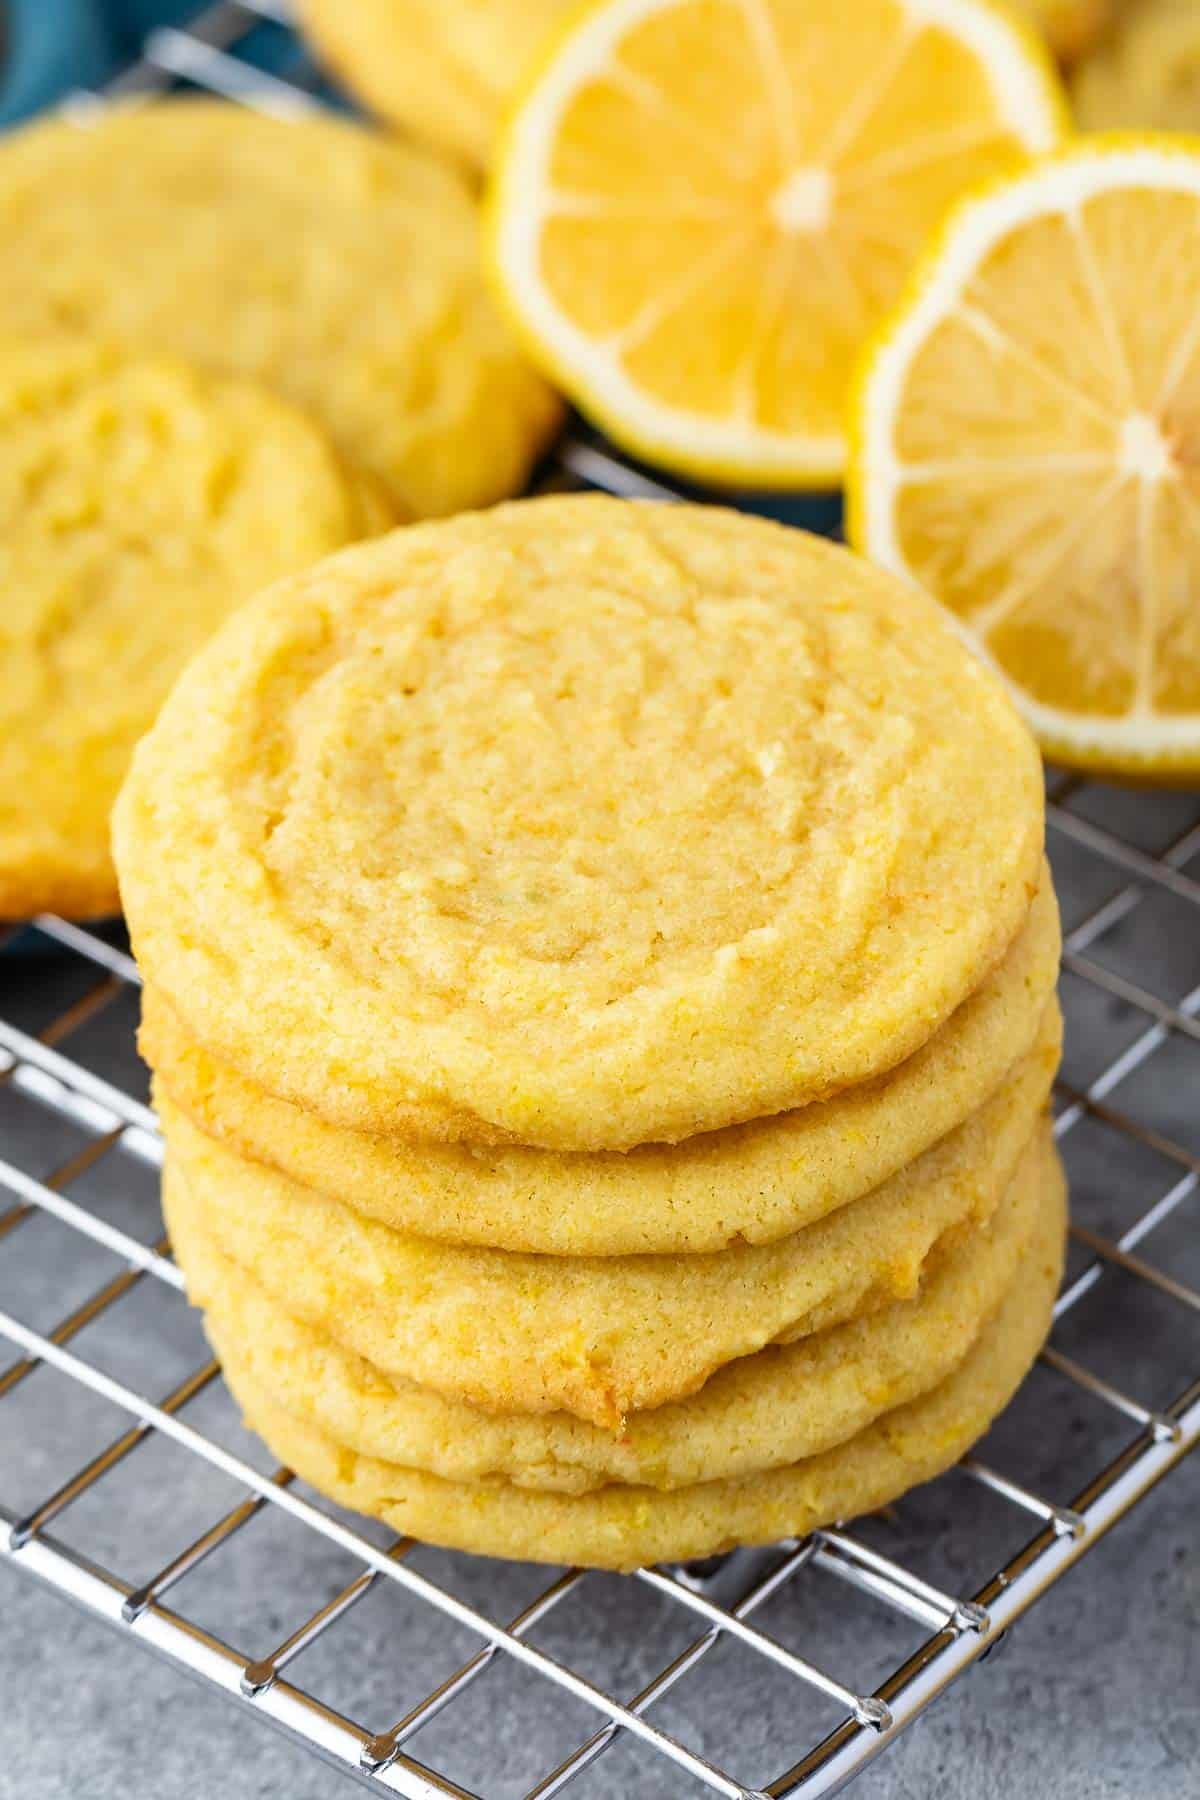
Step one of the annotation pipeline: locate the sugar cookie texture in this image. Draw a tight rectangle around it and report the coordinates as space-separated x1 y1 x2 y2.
0 338 390 920
218 1157 1066 1570
140 870 1059 1253
156 1011 1058 1427
171 1124 1055 1496
0 100 561 519
117 494 1063 1570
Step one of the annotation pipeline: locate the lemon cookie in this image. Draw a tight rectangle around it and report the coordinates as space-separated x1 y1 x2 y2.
1020 0 1113 62
217 1153 1066 1568
1071 0 1200 127
117 497 1044 1152
156 1012 1057 1428
0 100 560 519
173 1120 1049 1493
143 870 1058 1253
298 0 567 171
0 337 391 922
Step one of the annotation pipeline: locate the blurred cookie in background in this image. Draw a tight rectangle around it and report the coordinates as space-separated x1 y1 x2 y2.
1071 0 1200 125
0 336 392 920
0 99 562 519
296 0 570 171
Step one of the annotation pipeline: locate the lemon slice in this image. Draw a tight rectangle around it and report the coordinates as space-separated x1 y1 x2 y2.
487 0 1065 487
851 137 1200 780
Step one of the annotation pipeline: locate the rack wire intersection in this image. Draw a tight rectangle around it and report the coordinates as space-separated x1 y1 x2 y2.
0 5 1197 1796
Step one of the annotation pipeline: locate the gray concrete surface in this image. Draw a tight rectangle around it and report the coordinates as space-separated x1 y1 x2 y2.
1 1452 1195 1799
0 779 1197 1800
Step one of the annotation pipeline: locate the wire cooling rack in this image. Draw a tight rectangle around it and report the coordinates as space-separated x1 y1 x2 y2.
1 5 1198 1797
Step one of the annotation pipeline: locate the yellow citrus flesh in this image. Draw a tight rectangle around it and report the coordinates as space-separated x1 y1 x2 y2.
489 0 1064 486
851 138 1200 779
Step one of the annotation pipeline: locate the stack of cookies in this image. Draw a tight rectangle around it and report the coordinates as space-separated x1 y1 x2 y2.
114 495 1066 1571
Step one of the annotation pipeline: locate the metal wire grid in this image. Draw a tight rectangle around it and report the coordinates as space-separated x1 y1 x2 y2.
0 5 1195 1796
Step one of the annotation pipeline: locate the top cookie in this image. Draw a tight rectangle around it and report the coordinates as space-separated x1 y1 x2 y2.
114 495 1044 1151
0 100 560 518
298 0 569 170
0 336 388 922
